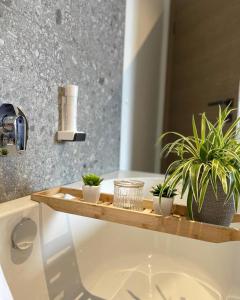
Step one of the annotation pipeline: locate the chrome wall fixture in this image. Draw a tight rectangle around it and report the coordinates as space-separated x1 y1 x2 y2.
0 103 28 156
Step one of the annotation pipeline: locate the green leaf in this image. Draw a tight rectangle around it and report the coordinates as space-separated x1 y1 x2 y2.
201 113 206 143
165 159 182 177
200 164 210 186
162 164 184 189
221 149 240 163
225 173 235 203
217 164 228 194
169 173 182 192
160 131 199 157
187 188 193 220
180 160 194 198
233 188 239 211
192 115 200 150
182 159 194 180
221 174 228 194
211 159 219 189
198 178 209 212
210 176 218 199
190 163 202 202
199 142 208 161
223 116 240 142
233 171 240 193
181 174 190 198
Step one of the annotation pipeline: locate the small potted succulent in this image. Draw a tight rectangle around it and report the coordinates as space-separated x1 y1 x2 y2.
150 184 177 215
160 106 240 226
0 148 8 156
82 173 103 203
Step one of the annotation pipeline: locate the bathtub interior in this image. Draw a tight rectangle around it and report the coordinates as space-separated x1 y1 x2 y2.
0 175 239 300
70 218 240 300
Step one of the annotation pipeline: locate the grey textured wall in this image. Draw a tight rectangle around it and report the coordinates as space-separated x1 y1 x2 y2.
0 0 125 202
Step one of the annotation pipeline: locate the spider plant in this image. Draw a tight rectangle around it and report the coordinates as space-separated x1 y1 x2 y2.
159 106 240 219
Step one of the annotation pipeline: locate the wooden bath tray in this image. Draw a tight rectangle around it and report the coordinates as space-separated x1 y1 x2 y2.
31 186 240 243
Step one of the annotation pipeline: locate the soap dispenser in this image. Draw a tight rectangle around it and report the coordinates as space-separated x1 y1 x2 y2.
0 103 28 156
57 84 86 142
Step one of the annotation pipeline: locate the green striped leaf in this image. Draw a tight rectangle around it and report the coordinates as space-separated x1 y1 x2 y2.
192 115 200 150
201 113 206 143
233 189 239 211
187 188 193 220
198 178 209 212
190 163 202 202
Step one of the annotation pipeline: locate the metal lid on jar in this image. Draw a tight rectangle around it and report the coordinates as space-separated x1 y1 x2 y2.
114 180 144 188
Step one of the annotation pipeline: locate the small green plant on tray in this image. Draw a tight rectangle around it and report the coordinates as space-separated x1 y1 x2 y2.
0 148 8 156
82 173 103 186
150 184 177 198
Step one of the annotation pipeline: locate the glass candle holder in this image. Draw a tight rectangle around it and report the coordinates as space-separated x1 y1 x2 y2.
113 180 144 211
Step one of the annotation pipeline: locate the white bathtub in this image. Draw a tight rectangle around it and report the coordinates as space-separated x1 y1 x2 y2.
0 171 240 300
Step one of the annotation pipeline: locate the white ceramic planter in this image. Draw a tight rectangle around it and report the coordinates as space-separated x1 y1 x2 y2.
82 185 100 203
153 196 174 216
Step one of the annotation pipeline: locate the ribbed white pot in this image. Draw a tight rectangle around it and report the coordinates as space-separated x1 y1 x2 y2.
82 185 100 203
153 196 174 216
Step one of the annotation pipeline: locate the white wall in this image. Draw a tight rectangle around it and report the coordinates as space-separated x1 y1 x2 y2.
120 0 171 173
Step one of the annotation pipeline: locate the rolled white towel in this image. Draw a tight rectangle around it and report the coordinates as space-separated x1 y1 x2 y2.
0 266 13 300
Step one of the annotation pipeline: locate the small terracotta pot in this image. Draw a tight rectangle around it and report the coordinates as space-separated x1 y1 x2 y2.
153 196 174 216
82 185 100 203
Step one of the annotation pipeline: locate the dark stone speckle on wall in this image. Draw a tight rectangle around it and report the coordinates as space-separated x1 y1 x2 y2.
55 9 62 25
0 0 125 202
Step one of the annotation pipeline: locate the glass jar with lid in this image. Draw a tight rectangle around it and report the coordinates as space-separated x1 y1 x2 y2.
113 180 144 211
